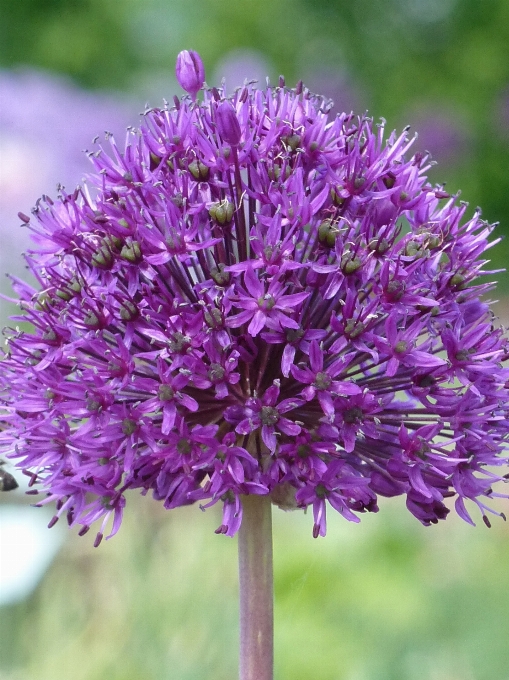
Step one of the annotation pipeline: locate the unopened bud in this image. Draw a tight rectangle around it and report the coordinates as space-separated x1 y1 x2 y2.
91 244 114 270
210 263 230 286
318 220 338 247
175 50 205 98
216 101 242 147
120 241 142 264
341 254 362 275
56 288 72 301
119 300 139 322
209 201 234 225
204 307 223 328
283 134 300 151
188 160 210 181
383 172 396 189
330 187 345 207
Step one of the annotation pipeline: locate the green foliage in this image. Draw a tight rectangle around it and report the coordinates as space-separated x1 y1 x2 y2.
0 0 137 88
1 497 509 679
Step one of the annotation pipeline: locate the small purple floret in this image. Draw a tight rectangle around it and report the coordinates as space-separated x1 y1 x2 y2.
216 101 242 147
0 52 508 545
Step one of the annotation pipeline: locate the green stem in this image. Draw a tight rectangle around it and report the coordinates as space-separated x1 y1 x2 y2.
238 494 274 680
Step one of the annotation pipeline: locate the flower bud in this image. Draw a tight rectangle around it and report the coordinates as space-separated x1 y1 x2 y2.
383 172 396 189
341 254 362 275
55 288 72 301
175 50 205 98
120 241 143 264
210 263 230 286
209 200 234 225
119 300 139 322
318 220 338 247
121 418 137 436
216 101 242 147
188 159 210 181
91 243 114 270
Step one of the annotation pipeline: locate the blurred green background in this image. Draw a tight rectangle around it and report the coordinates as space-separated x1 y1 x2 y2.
1 1 509 679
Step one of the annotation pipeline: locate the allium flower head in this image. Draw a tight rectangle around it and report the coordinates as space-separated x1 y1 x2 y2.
1 51 509 546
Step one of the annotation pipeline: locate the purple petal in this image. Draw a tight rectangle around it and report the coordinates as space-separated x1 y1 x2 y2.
281 344 296 377
317 392 335 418
248 310 267 336
226 310 255 328
244 267 264 299
181 394 199 412
261 425 277 452
278 417 301 436
162 403 176 434
309 340 323 373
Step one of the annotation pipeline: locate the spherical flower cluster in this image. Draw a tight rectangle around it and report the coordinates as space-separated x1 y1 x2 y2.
1 52 508 546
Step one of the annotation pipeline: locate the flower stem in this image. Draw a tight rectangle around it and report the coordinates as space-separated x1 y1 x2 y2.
238 493 274 680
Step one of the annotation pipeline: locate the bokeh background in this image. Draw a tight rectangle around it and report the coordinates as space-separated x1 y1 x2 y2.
1 1 509 679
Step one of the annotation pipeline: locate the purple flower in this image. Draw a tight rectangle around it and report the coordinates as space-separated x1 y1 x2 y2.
1 52 508 546
175 50 205 98
290 340 361 417
225 267 310 337
225 383 303 453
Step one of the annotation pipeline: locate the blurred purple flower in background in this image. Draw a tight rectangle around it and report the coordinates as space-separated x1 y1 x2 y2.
397 0 458 24
494 85 509 141
403 106 471 166
0 53 508 551
303 67 365 116
213 49 273 94
0 68 134 291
